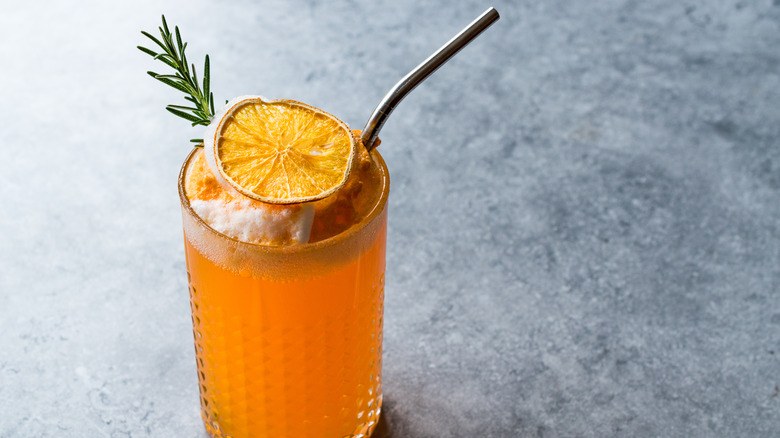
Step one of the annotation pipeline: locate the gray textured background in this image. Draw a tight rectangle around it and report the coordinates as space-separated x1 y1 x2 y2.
1 1 779 437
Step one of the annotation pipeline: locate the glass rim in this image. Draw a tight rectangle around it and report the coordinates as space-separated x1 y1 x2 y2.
178 147 390 254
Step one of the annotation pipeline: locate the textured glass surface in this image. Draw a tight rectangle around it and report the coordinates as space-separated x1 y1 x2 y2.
185 259 385 437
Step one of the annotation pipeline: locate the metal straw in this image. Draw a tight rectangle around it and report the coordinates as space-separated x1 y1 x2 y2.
361 7 500 150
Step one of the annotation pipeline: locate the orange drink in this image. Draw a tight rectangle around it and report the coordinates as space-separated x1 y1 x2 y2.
179 145 389 437
140 10 497 437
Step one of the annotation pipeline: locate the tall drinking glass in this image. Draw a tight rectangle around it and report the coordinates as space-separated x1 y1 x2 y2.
178 147 389 438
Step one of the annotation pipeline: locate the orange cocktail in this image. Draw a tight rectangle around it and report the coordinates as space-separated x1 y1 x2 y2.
179 146 389 437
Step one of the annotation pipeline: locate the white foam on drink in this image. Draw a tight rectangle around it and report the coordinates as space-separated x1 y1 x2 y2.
190 198 314 245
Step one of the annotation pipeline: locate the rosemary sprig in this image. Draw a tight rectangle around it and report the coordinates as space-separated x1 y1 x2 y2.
138 15 215 146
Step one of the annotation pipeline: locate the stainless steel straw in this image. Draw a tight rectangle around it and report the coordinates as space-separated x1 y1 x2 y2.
361 7 500 150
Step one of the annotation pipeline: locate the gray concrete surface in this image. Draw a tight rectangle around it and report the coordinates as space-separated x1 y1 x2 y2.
1 0 779 437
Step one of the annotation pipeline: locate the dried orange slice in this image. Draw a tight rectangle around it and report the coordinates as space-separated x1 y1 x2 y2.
203 95 356 204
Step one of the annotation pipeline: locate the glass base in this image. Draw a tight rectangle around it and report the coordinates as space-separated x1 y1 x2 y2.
201 400 382 438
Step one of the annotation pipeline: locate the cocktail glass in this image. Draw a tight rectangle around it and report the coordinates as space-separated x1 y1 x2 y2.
178 147 389 438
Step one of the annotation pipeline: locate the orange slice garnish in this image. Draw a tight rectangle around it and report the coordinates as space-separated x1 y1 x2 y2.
204 96 356 204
